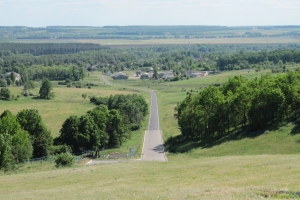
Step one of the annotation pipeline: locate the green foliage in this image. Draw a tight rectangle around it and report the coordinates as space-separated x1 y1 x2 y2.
0 132 13 171
0 79 7 87
55 152 75 167
50 145 72 155
153 65 158 80
16 109 53 158
82 94 87 99
58 94 147 152
0 111 32 171
39 79 53 100
10 72 16 83
176 71 300 140
0 88 11 100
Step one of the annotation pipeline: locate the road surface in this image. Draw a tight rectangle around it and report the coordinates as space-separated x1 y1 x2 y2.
142 90 167 161
100 75 111 85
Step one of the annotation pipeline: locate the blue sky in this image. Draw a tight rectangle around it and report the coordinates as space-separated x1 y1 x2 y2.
0 0 299 27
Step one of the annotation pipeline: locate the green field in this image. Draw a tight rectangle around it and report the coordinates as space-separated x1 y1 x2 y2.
1 154 300 199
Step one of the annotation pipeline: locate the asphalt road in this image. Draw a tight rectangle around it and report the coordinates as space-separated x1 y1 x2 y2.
100 75 111 85
142 90 167 161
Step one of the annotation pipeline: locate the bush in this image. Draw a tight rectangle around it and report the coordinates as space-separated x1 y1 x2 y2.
55 152 75 167
170 76 180 82
50 145 72 155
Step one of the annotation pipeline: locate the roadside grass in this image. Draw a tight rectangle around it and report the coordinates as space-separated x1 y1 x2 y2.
165 122 300 157
1 154 300 199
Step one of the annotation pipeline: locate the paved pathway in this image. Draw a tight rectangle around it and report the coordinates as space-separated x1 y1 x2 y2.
142 91 167 161
100 75 111 85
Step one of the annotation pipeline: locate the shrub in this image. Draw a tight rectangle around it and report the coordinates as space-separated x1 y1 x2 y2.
55 152 75 167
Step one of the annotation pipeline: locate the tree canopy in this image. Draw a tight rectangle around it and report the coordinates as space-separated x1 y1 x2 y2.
39 79 54 100
176 71 300 140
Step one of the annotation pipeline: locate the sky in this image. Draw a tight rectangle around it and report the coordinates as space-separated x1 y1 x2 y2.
0 0 299 27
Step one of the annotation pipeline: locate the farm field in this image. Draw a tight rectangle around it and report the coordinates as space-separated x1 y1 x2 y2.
13 37 300 46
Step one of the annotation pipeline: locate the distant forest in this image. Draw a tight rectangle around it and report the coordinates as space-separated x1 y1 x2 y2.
1 25 300 40
2 43 300 84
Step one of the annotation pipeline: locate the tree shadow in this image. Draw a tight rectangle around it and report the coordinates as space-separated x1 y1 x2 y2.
291 123 300 135
165 128 268 154
32 96 40 100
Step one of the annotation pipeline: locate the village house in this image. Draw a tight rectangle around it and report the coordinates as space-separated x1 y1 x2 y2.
112 72 128 80
159 71 173 78
140 73 153 79
186 71 208 78
162 74 174 80
136 70 142 77
2 72 21 81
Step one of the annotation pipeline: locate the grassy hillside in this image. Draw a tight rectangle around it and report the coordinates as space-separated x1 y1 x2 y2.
1 70 300 199
1 154 300 199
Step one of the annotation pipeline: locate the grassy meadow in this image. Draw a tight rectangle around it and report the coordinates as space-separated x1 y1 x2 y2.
2 69 300 199
1 154 300 199
0 72 146 137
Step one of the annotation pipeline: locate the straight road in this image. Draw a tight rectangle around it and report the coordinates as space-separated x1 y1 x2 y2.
142 90 167 161
100 75 111 85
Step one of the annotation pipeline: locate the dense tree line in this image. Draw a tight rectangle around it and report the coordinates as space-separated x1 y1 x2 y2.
0 43 105 56
176 71 300 139
56 94 148 152
217 49 300 71
0 109 52 171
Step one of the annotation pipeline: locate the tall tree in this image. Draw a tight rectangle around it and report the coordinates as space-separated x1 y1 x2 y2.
39 79 54 100
16 109 52 157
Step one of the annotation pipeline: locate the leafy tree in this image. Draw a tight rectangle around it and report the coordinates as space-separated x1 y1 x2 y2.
0 88 11 100
0 112 32 170
10 72 16 83
0 132 13 171
56 115 80 151
106 109 128 147
153 65 158 80
39 79 54 100
16 109 52 158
